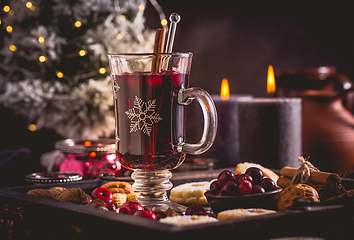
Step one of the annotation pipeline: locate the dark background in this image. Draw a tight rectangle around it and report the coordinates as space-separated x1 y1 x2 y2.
146 0 354 97
1 0 354 185
146 0 354 143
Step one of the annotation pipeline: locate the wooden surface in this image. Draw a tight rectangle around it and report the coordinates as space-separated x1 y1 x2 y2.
0 169 353 239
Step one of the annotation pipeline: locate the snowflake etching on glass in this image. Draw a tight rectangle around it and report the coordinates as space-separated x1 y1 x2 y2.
125 96 162 136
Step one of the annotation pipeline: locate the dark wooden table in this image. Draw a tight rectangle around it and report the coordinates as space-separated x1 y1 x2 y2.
0 169 353 240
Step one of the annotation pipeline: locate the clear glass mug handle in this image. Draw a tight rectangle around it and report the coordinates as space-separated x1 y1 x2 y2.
177 87 218 155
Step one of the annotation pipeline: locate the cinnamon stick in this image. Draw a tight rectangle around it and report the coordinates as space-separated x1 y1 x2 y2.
276 176 292 189
151 28 166 72
279 166 332 185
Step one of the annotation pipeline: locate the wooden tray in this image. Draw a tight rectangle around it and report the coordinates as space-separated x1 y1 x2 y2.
0 169 353 240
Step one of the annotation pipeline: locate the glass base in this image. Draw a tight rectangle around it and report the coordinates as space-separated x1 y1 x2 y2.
131 169 186 212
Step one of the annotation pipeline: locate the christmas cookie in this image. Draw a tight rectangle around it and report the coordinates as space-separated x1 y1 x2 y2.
217 208 277 220
159 215 218 226
169 181 211 205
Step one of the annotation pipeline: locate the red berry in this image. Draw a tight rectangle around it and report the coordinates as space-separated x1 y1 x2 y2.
105 202 117 212
260 178 277 191
217 170 235 187
91 187 113 203
220 181 238 196
238 180 252 194
237 173 253 185
133 210 158 221
209 180 220 194
185 204 205 215
252 185 265 194
193 211 209 216
146 74 162 86
245 167 264 185
87 198 106 208
118 201 144 215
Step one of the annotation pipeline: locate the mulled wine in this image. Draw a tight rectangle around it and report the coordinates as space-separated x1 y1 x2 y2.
112 70 188 171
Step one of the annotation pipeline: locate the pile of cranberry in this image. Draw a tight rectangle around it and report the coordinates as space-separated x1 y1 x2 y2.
209 167 277 196
88 187 157 220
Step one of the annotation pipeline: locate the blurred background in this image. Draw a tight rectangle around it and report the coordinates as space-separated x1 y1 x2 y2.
1 0 354 185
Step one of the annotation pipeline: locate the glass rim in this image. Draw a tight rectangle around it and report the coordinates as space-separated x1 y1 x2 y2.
107 52 192 57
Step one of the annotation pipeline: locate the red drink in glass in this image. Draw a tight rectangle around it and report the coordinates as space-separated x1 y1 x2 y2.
112 70 188 170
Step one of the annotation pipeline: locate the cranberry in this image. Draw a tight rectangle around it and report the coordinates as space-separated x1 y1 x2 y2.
87 198 106 208
237 173 253 185
220 181 238 196
193 211 209 216
91 187 113 203
260 178 277 192
252 185 266 194
217 170 236 187
216 189 226 196
209 180 220 194
238 180 253 194
133 210 158 221
105 202 117 212
245 167 264 184
185 204 205 215
118 201 144 215
146 74 162 86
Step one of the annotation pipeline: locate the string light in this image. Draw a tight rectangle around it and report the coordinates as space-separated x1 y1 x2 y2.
38 37 44 43
116 33 123 40
30 6 35 11
9 45 17 52
8 10 14 16
74 20 82 28
56 71 63 78
139 4 145 11
39 55 46 62
161 18 167 27
3 5 10 12
99 68 106 74
120 15 126 21
28 124 37 131
78 50 87 56
89 152 96 158
26 2 33 8
6 26 13 33
0 19 2 25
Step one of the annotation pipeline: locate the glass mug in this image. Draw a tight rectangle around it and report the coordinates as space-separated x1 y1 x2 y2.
107 52 217 209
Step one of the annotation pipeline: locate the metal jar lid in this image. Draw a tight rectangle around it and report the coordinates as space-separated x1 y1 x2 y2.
55 139 116 154
25 172 82 183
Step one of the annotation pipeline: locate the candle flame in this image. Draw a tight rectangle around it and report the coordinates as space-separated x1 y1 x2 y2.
267 65 276 94
220 78 230 100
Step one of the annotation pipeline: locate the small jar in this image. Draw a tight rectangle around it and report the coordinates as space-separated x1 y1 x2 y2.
54 139 128 179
